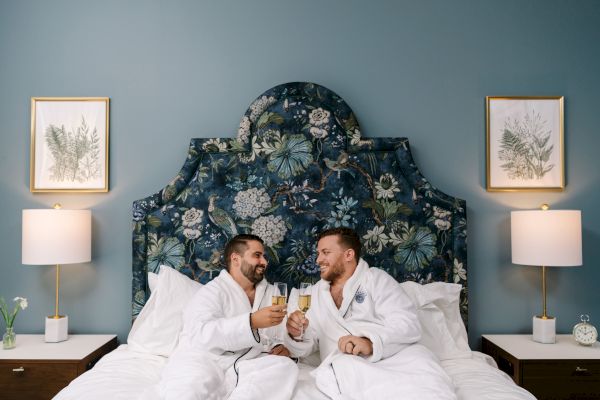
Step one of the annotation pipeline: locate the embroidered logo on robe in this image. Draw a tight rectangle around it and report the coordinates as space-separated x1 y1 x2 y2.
354 288 367 303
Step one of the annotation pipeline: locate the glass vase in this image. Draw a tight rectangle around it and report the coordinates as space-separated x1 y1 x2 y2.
3 327 16 350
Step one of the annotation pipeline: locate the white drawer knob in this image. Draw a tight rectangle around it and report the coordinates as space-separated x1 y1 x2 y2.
12 367 25 372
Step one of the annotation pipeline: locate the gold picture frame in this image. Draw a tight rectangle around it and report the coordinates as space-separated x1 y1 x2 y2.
486 96 564 192
30 97 109 193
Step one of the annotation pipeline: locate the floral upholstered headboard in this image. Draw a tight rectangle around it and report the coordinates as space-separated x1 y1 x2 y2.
132 82 468 325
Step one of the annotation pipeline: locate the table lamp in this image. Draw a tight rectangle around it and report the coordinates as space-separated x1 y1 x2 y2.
22 204 91 342
511 204 582 344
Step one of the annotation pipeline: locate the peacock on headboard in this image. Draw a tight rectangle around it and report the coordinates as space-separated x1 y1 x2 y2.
132 82 468 325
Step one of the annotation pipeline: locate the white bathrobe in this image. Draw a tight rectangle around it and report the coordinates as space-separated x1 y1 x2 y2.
159 270 298 400
285 259 457 400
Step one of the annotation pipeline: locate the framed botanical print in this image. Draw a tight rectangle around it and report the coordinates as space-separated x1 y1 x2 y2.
486 96 564 191
30 97 109 192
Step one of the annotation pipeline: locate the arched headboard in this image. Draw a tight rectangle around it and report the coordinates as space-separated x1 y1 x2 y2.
132 82 468 325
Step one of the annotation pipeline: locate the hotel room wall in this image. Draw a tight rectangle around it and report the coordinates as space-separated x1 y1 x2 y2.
1 0 599 349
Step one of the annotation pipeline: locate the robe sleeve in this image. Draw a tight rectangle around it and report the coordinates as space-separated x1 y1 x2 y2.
354 270 421 362
182 285 260 353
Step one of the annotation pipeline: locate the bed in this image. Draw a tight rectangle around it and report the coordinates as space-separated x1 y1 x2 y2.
54 82 535 400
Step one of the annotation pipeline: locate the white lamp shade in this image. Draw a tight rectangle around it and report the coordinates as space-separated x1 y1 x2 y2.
22 209 91 265
511 210 582 267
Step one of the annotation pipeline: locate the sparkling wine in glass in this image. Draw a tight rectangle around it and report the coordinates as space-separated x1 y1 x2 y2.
272 282 287 306
271 282 287 343
297 282 312 340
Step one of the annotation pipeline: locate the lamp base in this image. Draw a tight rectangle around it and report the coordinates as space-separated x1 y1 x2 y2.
532 315 555 344
45 315 68 343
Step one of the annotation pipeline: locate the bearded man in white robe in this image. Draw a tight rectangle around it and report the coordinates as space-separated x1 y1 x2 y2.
159 234 298 400
285 227 456 400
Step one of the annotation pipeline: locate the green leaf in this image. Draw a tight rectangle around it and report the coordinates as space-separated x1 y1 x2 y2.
162 185 177 202
344 113 358 131
498 128 532 178
226 156 238 169
147 216 162 228
367 153 377 175
397 203 414 216
541 146 554 163
133 224 141 234
267 246 280 264
270 113 284 125
257 112 285 129
229 140 246 152
257 112 270 128
265 203 280 214
363 199 384 219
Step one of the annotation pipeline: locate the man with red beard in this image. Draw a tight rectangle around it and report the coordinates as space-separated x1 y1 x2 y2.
159 234 298 400
285 227 456 400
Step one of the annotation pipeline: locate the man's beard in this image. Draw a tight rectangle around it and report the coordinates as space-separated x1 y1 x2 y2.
241 260 266 284
319 259 345 282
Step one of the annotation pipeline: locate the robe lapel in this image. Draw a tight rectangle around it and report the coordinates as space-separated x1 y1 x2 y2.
220 270 269 312
314 259 371 339
220 270 252 310
339 259 368 318
252 278 268 312
317 279 355 337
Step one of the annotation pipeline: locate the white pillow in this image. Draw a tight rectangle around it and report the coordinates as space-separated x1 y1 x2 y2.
128 265 203 356
148 271 158 292
400 281 471 361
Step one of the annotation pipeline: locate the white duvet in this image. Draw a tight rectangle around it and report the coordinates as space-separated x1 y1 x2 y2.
53 345 167 400
442 352 535 400
54 272 534 400
54 346 535 400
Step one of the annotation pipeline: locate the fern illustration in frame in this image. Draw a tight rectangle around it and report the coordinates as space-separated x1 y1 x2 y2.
30 97 109 192
486 96 564 191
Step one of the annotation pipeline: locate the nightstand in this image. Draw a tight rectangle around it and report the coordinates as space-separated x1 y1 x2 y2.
482 334 600 400
0 334 118 400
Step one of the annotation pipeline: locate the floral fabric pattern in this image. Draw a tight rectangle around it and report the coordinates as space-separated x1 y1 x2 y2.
233 188 271 219
132 82 468 325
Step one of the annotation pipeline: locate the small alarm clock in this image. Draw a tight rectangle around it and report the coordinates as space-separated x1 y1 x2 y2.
572 314 598 346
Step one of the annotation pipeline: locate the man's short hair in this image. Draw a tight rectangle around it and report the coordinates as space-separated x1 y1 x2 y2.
224 234 264 269
317 227 361 262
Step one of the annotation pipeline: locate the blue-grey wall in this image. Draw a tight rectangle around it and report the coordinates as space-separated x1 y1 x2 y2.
1 1 599 349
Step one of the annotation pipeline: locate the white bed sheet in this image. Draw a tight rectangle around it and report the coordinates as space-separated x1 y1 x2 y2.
53 345 167 400
441 352 536 400
54 346 535 400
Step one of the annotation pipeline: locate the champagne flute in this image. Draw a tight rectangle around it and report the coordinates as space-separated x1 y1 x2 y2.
271 282 287 343
297 282 312 341
272 282 287 306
